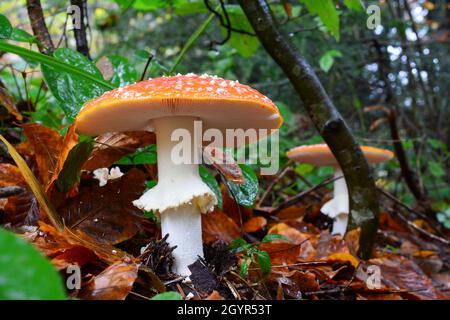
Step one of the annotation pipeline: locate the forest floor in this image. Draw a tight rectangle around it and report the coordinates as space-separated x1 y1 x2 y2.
1 123 449 300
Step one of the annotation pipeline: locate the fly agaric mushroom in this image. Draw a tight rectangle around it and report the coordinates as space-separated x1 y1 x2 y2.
286 144 393 235
75 74 282 276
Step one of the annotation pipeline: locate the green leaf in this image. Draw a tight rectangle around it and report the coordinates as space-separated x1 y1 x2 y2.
319 49 342 72
0 14 12 39
240 259 250 278
300 0 340 40
226 164 259 208
10 28 37 43
262 234 289 243
0 228 66 300
106 55 137 87
229 238 251 253
295 163 315 175
429 161 445 178
343 0 363 11
56 140 94 193
174 0 208 15
115 144 157 165
151 291 183 300
199 166 223 209
145 180 158 190
220 5 259 57
0 42 114 89
255 250 271 276
41 48 110 119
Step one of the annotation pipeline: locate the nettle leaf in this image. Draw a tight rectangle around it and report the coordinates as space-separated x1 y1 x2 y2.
300 0 340 40
151 292 183 300
226 164 259 208
0 228 66 300
255 250 271 276
343 0 364 11
115 144 157 165
0 14 12 39
319 49 342 72
41 48 109 120
107 55 138 87
199 166 223 209
221 5 259 57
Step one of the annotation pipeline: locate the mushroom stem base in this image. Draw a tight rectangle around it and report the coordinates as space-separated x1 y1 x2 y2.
161 203 203 276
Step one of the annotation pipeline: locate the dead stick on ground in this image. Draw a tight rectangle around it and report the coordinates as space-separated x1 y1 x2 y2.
271 175 337 215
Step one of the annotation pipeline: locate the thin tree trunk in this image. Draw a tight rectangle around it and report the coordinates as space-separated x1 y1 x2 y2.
238 0 381 259
70 0 91 59
26 0 55 54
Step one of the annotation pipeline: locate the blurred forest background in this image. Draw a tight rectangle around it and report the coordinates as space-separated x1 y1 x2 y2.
0 0 449 300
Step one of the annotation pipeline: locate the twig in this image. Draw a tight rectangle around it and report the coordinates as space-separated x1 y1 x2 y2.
257 162 292 207
0 186 25 198
387 208 450 246
271 175 337 215
139 53 154 81
204 0 256 37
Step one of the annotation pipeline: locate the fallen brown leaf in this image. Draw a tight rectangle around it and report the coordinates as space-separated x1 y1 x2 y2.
83 131 155 171
58 168 147 244
369 254 438 300
202 209 240 244
22 123 63 186
243 216 267 233
79 261 139 300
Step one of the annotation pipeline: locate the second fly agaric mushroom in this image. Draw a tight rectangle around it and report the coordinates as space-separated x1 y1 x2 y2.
286 144 393 235
75 74 282 276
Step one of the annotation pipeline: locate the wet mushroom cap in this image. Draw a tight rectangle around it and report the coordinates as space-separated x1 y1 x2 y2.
75 74 283 146
286 143 394 166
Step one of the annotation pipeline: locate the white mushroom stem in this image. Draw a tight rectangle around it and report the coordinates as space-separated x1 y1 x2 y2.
320 168 349 235
133 116 217 276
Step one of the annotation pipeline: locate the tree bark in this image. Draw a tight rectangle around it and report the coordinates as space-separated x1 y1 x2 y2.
238 0 380 259
26 0 55 54
70 0 91 59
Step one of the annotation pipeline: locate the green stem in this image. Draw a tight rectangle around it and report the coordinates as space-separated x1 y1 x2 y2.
169 13 215 74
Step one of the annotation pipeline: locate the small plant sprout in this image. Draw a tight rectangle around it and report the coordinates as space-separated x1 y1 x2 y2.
286 144 393 235
230 234 288 278
75 74 283 276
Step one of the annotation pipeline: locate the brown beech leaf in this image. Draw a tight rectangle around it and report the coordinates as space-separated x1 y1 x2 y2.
267 222 316 261
259 242 301 266
51 245 99 271
46 124 79 194
0 86 23 120
83 131 155 171
38 222 133 265
79 261 139 300
58 168 147 244
22 123 64 186
369 254 438 300
0 163 37 225
203 146 243 183
243 216 267 233
202 209 240 244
